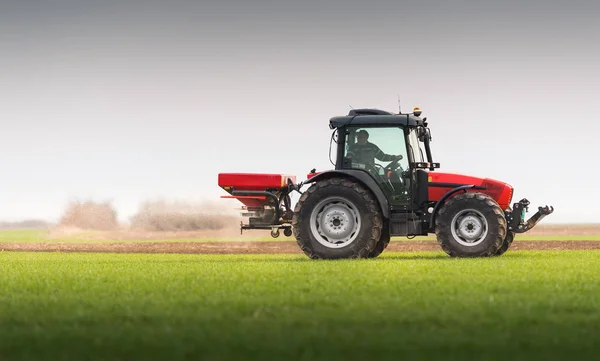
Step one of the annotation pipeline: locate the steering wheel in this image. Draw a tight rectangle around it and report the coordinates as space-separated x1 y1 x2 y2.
345 152 398 183
372 163 385 174
385 158 403 174
383 158 406 185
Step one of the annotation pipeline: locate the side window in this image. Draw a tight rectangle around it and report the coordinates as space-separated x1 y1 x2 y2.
343 127 409 175
343 126 411 205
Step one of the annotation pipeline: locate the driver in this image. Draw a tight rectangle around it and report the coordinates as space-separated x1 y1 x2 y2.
348 130 403 166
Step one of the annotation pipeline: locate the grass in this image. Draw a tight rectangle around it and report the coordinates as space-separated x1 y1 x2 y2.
1 250 600 360
1 229 600 243
0 229 49 242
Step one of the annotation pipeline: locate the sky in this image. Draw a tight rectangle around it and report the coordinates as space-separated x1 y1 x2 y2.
0 0 598 224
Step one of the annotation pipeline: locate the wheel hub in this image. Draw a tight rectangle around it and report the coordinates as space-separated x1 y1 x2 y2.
309 197 361 248
458 215 484 240
451 209 488 247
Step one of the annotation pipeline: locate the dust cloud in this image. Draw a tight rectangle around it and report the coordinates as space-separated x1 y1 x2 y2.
58 200 119 231
47 198 266 241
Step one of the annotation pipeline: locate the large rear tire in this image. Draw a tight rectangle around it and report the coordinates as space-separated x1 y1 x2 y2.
292 177 382 259
435 192 506 257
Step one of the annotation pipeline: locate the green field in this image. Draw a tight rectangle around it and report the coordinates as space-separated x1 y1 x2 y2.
0 230 50 242
2 229 600 243
2 250 600 360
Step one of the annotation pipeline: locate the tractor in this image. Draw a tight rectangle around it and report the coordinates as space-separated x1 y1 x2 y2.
218 107 554 259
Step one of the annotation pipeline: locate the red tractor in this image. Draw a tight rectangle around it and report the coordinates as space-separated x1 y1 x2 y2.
218 107 554 259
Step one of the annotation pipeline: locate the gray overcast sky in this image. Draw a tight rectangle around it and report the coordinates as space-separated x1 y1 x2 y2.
1 0 598 223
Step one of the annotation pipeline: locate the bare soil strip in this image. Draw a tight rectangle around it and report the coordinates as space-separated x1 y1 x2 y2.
2 240 600 255
44 224 600 242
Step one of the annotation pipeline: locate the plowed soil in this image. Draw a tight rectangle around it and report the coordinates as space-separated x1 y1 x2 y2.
2 240 600 254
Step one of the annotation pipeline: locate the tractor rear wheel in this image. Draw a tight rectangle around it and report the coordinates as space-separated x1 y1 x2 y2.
292 177 382 259
435 192 506 257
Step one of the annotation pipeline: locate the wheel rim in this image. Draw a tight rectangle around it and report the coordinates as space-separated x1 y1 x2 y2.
309 196 361 248
450 209 488 247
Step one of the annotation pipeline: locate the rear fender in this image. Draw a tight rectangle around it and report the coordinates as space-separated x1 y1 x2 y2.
303 170 390 219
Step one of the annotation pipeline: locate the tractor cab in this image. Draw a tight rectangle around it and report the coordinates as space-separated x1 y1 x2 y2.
328 108 439 212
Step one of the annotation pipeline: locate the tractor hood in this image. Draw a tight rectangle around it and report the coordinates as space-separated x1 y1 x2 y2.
428 172 514 210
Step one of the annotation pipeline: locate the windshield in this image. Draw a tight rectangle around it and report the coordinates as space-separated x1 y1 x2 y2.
408 128 426 163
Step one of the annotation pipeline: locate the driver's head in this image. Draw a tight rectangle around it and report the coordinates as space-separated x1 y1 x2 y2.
356 130 369 145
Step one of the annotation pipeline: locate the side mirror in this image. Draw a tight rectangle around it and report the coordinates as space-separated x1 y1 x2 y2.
418 128 427 142
417 127 433 142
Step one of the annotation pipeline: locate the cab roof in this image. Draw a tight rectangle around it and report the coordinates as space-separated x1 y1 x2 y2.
329 108 422 129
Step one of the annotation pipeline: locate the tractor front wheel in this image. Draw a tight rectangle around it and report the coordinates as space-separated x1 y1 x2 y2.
494 231 515 256
435 192 507 257
292 177 382 259
367 220 391 258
